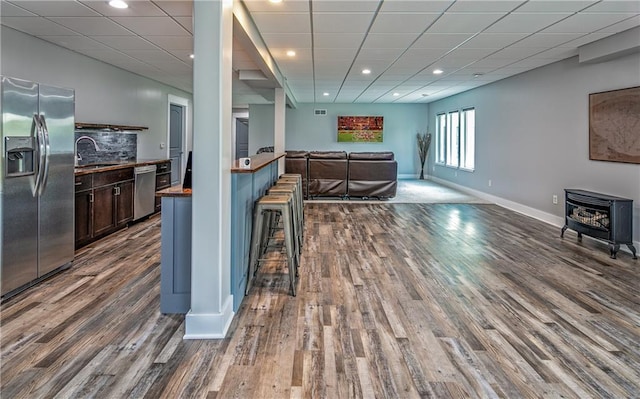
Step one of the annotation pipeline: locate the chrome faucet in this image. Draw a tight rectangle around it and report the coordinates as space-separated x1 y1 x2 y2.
74 136 100 166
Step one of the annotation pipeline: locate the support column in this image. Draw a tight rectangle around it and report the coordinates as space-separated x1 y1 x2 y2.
185 0 234 339
274 87 286 175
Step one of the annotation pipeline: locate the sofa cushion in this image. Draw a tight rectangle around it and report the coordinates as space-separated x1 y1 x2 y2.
309 151 347 160
285 150 308 158
348 151 394 161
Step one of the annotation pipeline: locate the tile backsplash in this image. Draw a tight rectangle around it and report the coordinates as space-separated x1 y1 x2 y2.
74 131 137 165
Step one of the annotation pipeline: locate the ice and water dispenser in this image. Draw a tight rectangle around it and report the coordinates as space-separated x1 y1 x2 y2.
4 136 35 177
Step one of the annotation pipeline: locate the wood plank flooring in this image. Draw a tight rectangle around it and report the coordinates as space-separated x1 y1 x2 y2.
1 203 639 398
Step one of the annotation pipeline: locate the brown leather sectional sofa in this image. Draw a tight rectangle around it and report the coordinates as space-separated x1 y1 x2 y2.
285 150 397 199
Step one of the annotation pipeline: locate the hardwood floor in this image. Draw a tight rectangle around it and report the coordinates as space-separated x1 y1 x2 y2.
1 203 639 398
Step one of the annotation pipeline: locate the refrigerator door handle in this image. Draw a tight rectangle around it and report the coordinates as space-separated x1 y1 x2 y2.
32 114 46 197
37 115 51 196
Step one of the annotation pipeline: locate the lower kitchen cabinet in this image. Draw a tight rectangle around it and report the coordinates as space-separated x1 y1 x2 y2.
155 161 172 212
75 168 134 249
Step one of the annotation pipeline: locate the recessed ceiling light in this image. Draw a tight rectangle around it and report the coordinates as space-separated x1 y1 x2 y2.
433 69 443 75
393 93 400 97
323 92 329 96
362 69 371 75
269 0 282 3
286 50 296 57
189 54 195 59
108 0 128 9
473 72 484 78
421 93 429 97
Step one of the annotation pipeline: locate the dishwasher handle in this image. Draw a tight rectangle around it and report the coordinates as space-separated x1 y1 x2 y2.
134 165 157 175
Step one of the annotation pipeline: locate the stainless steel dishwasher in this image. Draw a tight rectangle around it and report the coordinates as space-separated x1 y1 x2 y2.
134 165 157 221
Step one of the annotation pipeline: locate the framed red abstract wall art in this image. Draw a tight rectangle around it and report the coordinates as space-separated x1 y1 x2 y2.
337 116 383 142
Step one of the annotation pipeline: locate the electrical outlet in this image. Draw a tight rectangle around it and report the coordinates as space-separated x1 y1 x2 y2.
454 171 458 177
488 179 492 187
160 142 166 149
552 194 558 204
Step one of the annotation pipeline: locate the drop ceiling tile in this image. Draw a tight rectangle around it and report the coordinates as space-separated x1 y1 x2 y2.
597 15 640 33
2 17 78 36
484 13 573 33
362 33 419 49
509 32 584 47
144 35 192 50
242 0 309 13
119 49 179 63
412 33 474 49
111 17 191 36
251 12 310 33
154 61 192 74
9 1 100 17
448 1 526 12
79 49 140 64
369 13 440 34
153 1 193 17
357 48 407 61
91 35 160 50
445 47 501 59
490 46 547 59
379 1 454 13
261 33 311 49
402 47 452 59
313 1 379 13
166 50 195 63
516 1 599 12
48 16 133 35
315 48 359 60
79 1 166 17
173 16 192 34
37 35 112 51
542 13 639 34
561 31 619 47
457 32 528 48
583 1 640 13
1 2 37 17
314 13 373 33
428 12 506 34
314 33 365 49
533 47 578 59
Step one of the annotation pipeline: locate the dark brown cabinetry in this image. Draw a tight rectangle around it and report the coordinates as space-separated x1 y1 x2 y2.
155 161 171 212
75 168 134 248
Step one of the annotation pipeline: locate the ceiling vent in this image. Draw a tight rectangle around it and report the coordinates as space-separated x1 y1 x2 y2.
314 109 327 116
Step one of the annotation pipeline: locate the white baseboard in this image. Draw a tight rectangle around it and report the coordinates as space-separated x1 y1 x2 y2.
398 173 419 180
430 176 639 257
184 295 235 339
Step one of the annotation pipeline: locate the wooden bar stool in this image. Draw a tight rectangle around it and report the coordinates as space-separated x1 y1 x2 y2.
246 194 298 296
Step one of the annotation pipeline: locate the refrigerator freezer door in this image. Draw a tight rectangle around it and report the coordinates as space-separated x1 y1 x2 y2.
1 77 39 294
37 84 74 276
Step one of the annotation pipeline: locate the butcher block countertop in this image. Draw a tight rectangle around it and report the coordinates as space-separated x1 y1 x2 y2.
74 159 169 176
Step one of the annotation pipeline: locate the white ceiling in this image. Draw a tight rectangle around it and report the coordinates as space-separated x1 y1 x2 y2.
2 0 639 105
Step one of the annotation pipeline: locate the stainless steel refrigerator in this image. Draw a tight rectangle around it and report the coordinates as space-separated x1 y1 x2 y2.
1 76 75 297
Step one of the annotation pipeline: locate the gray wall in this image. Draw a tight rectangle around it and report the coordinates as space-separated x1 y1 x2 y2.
428 53 640 242
1 26 193 160
250 103 429 176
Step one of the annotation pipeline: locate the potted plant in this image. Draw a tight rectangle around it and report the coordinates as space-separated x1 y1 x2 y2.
416 132 431 180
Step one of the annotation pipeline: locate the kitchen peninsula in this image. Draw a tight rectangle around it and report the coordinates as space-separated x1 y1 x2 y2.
157 152 284 313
